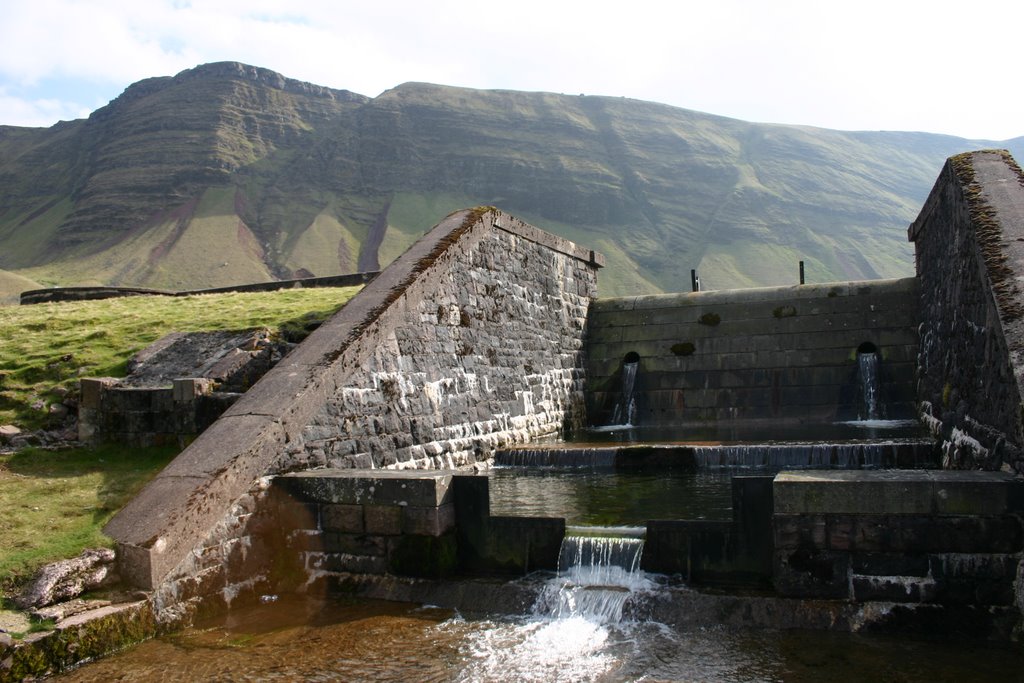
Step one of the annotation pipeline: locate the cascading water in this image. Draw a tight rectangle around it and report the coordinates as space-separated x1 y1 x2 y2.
456 531 666 682
858 351 880 420
609 361 638 428
536 533 654 623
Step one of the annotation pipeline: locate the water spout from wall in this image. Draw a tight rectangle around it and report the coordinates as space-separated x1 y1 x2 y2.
857 349 880 421
609 356 639 428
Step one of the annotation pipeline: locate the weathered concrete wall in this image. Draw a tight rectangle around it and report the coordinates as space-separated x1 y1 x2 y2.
910 151 1024 472
586 278 919 426
103 208 602 616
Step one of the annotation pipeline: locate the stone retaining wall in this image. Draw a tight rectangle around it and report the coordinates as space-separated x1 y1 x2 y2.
19 271 378 305
586 278 919 426
910 150 1024 472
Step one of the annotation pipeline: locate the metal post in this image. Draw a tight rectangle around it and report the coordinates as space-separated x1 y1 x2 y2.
691 269 700 292
799 261 805 285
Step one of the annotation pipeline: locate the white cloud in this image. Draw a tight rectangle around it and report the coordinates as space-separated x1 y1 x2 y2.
0 0 1022 138
0 88 94 127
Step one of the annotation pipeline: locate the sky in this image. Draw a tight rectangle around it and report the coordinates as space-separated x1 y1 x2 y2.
1 0 1022 140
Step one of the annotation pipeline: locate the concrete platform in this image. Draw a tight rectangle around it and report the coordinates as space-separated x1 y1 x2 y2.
774 469 1024 515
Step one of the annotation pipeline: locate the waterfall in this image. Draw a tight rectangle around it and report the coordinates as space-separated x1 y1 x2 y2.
534 533 653 624
690 443 887 469
858 351 880 420
609 361 638 427
495 448 617 468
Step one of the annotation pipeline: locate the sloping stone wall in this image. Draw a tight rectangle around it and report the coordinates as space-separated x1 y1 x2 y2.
296 215 598 469
104 208 602 611
586 278 919 426
910 151 1024 471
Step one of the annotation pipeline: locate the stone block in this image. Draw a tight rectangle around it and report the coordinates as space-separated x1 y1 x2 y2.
773 515 826 550
402 503 455 536
851 552 929 577
323 532 387 557
364 505 402 535
173 378 214 402
80 377 119 410
387 532 458 578
309 551 387 574
644 520 736 581
773 547 850 599
322 504 364 533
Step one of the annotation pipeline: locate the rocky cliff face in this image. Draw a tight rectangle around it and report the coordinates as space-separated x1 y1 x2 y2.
1 61 1021 297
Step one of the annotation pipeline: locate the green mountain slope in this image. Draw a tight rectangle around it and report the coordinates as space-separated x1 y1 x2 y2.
1 62 1020 297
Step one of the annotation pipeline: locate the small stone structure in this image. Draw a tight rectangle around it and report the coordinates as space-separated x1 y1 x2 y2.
586 278 919 426
79 329 287 446
911 150 1024 472
103 208 603 618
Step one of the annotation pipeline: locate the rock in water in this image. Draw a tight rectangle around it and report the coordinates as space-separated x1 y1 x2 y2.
15 548 118 609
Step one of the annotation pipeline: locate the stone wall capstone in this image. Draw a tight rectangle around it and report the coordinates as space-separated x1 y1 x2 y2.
910 151 1024 471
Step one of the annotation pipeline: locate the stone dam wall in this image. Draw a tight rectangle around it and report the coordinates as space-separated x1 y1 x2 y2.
102 208 602 616
586 278 919 427
911 150 1024 473
76 150 1024 643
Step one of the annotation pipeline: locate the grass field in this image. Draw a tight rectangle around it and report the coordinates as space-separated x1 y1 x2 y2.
0 444 179 596
0 285 363 597
0 286 362 430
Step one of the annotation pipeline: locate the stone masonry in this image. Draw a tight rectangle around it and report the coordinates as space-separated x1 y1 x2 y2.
911 151 1024 472
103 208 603 620
586 278 919 426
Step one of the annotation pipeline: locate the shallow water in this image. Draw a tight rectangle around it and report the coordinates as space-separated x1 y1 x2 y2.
488 468 738 525
58 594 1024 682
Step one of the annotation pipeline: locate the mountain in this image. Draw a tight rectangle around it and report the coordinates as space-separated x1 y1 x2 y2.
1 61 1020 302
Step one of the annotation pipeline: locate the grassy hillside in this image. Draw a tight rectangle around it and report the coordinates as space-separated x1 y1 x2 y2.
2 62 1024 298
0 269 40 306
0 286 361 430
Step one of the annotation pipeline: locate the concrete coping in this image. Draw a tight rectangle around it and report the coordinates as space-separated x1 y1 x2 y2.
774 469 1024 516
276 468 470 507
593 277 917 312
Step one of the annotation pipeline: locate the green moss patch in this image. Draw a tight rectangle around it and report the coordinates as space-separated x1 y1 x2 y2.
773 306 797 318
670 342 696 356
697 312 721 326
